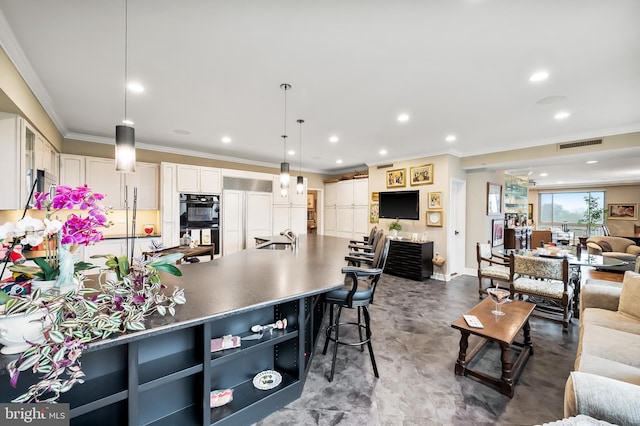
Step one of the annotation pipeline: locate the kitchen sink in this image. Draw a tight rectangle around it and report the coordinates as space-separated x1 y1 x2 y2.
257 243 290 250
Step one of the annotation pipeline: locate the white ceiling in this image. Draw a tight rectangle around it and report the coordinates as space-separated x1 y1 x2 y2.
1 0 639 187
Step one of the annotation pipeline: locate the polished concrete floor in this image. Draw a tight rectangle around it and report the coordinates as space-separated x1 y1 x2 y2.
256 273 579 426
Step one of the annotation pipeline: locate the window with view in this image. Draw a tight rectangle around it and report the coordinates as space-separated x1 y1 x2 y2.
539 191 605 236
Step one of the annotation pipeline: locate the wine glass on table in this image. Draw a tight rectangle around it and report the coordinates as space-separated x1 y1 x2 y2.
487 286 510 316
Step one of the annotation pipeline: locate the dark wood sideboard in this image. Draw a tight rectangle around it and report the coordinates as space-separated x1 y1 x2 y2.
384 239 434 281
504 227 532 250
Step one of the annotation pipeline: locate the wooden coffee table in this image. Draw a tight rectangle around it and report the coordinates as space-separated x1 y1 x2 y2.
451 298 535 398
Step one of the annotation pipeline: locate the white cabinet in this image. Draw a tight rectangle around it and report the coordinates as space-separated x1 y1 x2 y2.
124 163 159 210
273 205 307 235
177 164 221 194
86 157 124 209
0 115 59 209
59 154 86 188
325 179 368 240
35 134 58 178
0 115 28 209
83 157 159 210
271 176 307 234
223 189 273 256
161 162 180 248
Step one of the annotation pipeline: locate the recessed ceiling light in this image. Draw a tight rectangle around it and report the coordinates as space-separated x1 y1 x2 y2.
288 150 295 156
336 159 343 164
122 119 134 125
379 149 387 155
540 173 548 177
586 160 598 164
397 114 410 122
446 135 456 142
554 111 570 120
329 135 339 143
221 136 231 143
529 71 549 82
127 82 144 93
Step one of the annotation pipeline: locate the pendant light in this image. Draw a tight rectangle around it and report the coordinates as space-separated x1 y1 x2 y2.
296 119 304 194
115 0 136 172
279 83 291 196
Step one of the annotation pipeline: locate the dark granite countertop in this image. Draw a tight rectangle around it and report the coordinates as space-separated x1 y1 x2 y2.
1 234 349 364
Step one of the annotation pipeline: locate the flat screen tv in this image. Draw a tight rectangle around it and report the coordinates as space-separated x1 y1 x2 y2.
378 190 419 220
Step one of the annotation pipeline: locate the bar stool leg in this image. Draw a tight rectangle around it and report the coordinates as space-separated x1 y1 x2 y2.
362 306 379 378
322 303 334 355
328 304 344 382
357 307 364 352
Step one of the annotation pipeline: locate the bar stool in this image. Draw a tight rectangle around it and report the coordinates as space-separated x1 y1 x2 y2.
322 237 390 382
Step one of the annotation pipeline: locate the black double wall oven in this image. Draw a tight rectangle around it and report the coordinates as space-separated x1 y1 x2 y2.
179 194 220 254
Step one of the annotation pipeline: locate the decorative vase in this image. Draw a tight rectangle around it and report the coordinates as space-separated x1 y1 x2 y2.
391 230 398 239
31 279 56 294
0 309 48 354
55 243 75 290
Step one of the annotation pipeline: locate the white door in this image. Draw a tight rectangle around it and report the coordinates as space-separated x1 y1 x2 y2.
325 206 337 236
245 191 272 248
448 178 467 279
353 205 369 240
336 206 354 238
223 190 243 255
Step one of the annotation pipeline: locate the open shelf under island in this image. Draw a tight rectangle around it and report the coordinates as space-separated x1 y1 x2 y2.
0 234 348 426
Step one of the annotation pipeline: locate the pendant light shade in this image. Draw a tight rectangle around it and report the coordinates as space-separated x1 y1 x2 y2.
296 118 305 195
115 0 136 173
279 83 291 197
115 125 136 172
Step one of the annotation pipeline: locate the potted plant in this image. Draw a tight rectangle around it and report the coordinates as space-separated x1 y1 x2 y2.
578 195 607 237
388 219 402 238
5 253 186 403
2 185 110 292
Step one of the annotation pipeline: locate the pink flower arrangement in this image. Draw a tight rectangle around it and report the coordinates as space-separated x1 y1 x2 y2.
33 184 109 246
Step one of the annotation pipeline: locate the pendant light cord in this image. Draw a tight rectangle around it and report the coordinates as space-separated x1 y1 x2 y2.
124 0 128 122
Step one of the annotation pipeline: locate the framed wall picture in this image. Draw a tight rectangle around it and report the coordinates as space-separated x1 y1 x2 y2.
492 218 504 247
608 204 638 220
428 192 442 209
386 168 406 188
487 183 502 216
426 210 443 227
372 192 379 201
370 202 379 223
410 164 434 185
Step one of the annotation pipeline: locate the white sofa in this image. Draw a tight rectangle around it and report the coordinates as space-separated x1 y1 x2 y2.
563 271 640 425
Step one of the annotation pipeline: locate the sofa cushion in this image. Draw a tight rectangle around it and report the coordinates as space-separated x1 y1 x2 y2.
618 271 640 321
579 323 640 370
576 353 640 386
581 308 640 335
565 372 640 424
597 240 613 252
602 252 638 262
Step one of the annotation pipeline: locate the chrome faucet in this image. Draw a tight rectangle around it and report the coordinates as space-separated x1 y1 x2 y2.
280 229 299 247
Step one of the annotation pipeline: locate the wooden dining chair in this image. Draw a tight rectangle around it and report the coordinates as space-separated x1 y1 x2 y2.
509 254 573 332
476 242 510 299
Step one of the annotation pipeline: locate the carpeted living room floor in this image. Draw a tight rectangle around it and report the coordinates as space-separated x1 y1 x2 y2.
256 273 580 426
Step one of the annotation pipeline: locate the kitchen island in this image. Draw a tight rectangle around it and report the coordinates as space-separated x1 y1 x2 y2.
0 234 349 426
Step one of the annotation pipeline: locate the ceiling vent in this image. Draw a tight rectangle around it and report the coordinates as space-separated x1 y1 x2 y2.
557 139 603 150
376 164 394 169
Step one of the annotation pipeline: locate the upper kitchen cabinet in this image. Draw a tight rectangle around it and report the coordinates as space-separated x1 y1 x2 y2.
72 156 158 210
0 114 58 209
272 175 307 206
59 154 86 188
176 164 221 194
85 157 124 209
124 163 159 210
